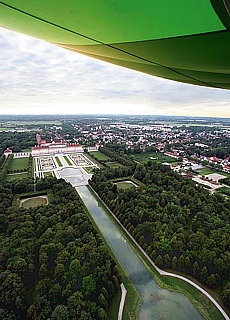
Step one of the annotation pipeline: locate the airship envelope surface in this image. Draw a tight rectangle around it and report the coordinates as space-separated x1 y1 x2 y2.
0 0 229 89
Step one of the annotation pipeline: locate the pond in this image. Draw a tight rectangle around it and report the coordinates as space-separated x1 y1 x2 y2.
59 167 84 184
76 186 204 320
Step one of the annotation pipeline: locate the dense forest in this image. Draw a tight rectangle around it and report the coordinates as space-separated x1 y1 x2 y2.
0 177 122 320
90 160 230 310
0 132 37 154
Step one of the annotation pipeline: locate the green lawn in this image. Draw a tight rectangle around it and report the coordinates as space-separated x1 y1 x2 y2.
89 151 111 161
199 168 215 175
116 181 137 190
21 148 32 152
21 196 47 208
106 161 123 168
6 173 28 181
63 155 73 165
9 157 29 171
55 157 63 167
133 152 176 164
43 171 53 177
84 167 95 173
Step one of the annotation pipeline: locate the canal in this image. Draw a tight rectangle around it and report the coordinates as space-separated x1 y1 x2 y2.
77 185 204 320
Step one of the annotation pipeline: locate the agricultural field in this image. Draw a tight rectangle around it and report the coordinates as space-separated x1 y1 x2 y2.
0 120 62 126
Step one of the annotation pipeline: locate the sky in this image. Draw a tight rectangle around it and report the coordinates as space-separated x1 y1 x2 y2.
0 27 229 117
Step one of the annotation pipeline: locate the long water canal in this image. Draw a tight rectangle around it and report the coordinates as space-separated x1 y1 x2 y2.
77 186 204 320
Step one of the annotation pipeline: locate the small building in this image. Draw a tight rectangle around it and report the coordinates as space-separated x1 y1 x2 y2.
4 148 12 157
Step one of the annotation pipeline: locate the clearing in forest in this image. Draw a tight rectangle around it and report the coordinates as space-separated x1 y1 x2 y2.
20 195 48 208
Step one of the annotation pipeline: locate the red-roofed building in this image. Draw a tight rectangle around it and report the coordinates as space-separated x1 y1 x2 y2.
4 148 12 157
223 165 230 173
165 151 179 159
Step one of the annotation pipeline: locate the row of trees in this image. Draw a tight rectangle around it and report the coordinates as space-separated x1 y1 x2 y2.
0 154 13 182
89 160 230 310
0 177 122 319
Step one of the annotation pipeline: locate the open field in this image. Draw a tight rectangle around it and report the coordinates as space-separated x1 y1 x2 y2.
0 120 62 126
116 181 137 190
199 168 214 175
89 151 111 161
133 152 176 163
9 157 29 171
6 173 28 181
21 196 48 208
106 161 123 168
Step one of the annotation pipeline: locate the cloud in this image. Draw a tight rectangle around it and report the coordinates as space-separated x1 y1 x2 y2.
0 27 229 117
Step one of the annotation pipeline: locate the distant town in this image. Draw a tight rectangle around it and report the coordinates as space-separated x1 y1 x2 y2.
1 114 230 196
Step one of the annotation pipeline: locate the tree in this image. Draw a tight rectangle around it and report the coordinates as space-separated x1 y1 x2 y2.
81 275 96 297
184 256 191 270
177 255 185 271
51 305 70 320
0 272 26 310
192 261 200 279
220 283 230 309
207 274 219 288
163 254 171 268
98 293 108 311
171 256 177 270
200 266 208 284
155 255 163 268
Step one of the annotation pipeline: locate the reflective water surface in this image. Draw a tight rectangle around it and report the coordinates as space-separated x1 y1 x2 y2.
77 186 204 320
59 167 84 183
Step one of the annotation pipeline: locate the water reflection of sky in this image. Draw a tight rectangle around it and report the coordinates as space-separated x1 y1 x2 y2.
59 168 84 184
59 167 82 177
77 186 204 320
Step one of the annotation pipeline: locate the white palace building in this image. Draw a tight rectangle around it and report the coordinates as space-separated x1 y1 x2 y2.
31 133 84 156
32 142 84 156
